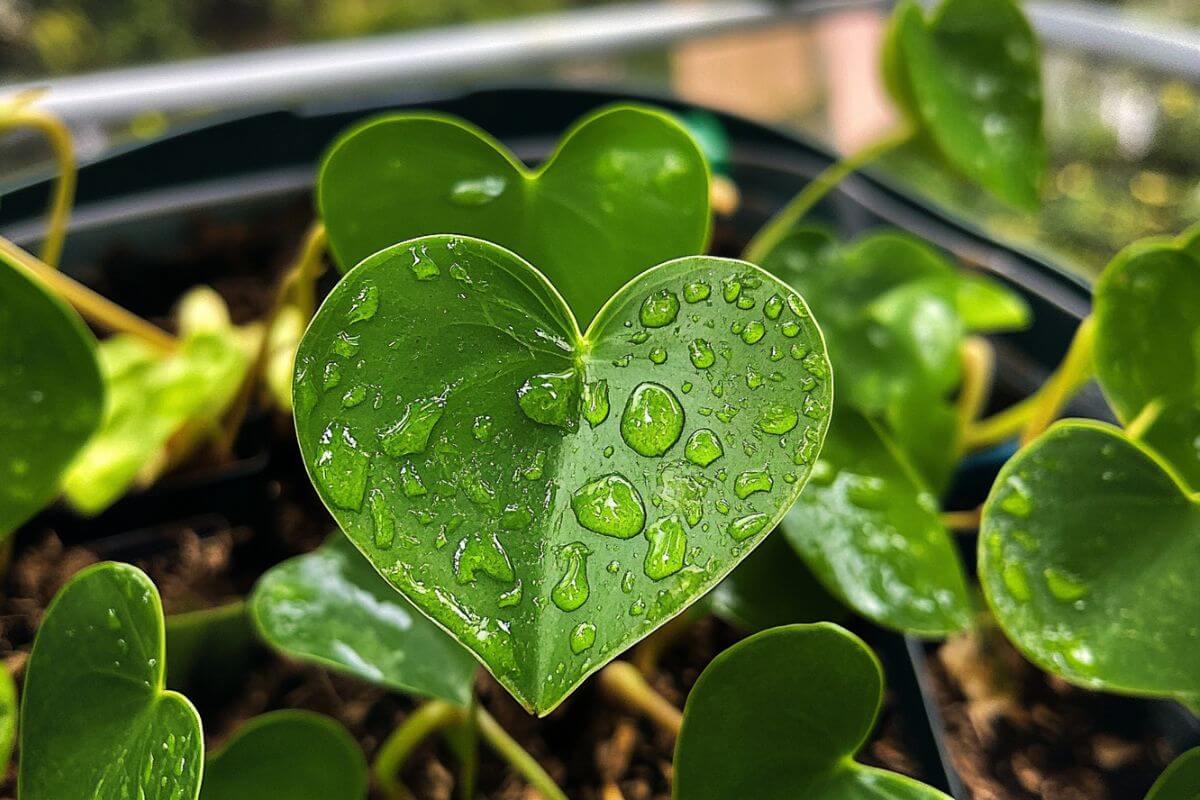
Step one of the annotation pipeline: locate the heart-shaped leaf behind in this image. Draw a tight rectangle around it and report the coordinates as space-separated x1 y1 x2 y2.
0 251 103 534
199 711 367 800
20 562 203 800
294 235 831 714
980 421 1200 704
1136 399 1200 490
318 104 710 325
884 0 1045 209
250 535 477 705
674 623 951 800
1146 748 1200 800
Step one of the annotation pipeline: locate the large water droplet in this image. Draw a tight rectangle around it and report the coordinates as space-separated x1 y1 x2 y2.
551 542 591 612
448 175 507 206
621 382 684 457
998 476 1033 517
1002 562 1032 601
734 468 773 499
368 489 395 549
347 283 380 325
689 339 715 369
399 464 427 498
727 513 769 541
741 320 766 344
684 429 723 467
582 379 610 427
570 622 597 654
640 290 680 328
315 423 370 510
684 281 711 303
454 532 515 584
757 403 798 434
379 397 445 456
408 245 440 281
571 474 646 539
517 369 578 428
643 515 687 581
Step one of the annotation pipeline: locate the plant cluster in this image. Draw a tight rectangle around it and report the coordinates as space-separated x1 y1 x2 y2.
1 0 1199 797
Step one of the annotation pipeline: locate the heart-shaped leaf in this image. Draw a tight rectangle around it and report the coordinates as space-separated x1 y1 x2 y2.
1146 748 1200 800
783 407 970 636
318 104 711 324
250 534 477 705
199 711 367 800
1134 399 1200 490
20 562 203 800
674 623 951 800
294 235 831 714
980 421 1200 704
884 0 1045 209
0 250 103 533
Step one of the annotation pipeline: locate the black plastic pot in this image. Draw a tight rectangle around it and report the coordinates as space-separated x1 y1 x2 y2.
3 84 1194 797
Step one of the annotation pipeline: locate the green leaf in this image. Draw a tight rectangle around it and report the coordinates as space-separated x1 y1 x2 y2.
1146 748 1200 800
954 272 1031 332
200 711 367 800
20 562 203 800
165 602 256 695
0 251 103 533
293 235 831 714
708 532 847 633
884 0 1045 209
674 623 952 800
783 407 970 636
0 666 16 770
318 104 711 325
250 535 477 705
1134 399 1200 491
1094 232 1200 424
980 421 1200 704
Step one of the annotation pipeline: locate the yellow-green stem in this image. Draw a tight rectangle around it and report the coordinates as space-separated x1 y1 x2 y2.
476 707 567 800
744 126 915 263
942 508 981 532
374 701 464 800
599 660 683 737
955 336 995 451
0 236 176 352
0 103 76 268
1019 315 1096 445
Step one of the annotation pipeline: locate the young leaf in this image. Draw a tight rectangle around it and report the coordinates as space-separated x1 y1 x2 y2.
782 407 971 636
884 0 1045 209
293 235 832 715
0 250 103 533
980 421 1200 705
1146 748 1200 800
674 623 951 800
250 535 478 705
318 104 711 324
199 711 367 800
20 562 203 800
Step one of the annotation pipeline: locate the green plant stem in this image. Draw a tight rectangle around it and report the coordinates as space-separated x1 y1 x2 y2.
744 126 915 263
476 707 567 800
1019 315 1096 446
941 507 981 532
1 99 76 268
955 336 995 450
458 697 479 800
0 236 176 352
599 660 683 737
374 700 463 800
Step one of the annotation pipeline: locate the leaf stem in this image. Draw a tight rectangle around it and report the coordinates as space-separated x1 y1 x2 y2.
476 707 567 800
941 507 981 532
1 99 76 268
598 660 683 737
0 236 176 352
955 336 995 450
743 126 915 263
1019 315 1096 446
458 696 479 800
373 700 463 800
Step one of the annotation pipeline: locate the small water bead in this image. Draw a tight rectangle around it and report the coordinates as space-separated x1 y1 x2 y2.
681 382 693 394
315 423 370 510
369 490 395 549
999 476 1033 517
472 415 494 441
571 474 646 538
409 245 440 280
582 379 610 427
781 321 800 338
399 464 427 497
757 403 798 434
342 385 367 408
741 321 766 344
500 504 533 530
448 175 507 206
622 571 636 593
735 294 755 310
684 281 711 303
333 331 360 358
498 581 523 608
640 290 680 328
347 283 380 324
612 354 631 368
380 397 445 456
763 294 784 320
621 383 685 457
684 429 724 467
603 445 615 458
522 450 546 481
627 330 650 345
1002 562 1032 602
551 542 591 612
643 515 687 581
731 321 744 335
649 347 668 365
1044 567 1089 602
517 369 578 428
607 560 622 574
722 279 741 303
323 361 342 390
727 513 769 541
802 352 827 378
570 622 598 654
462 472 497 507
745 369 763 390
734 468 773 499
689 339 715 369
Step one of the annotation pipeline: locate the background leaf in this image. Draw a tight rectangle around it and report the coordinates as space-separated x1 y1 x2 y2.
319 104 710 324
1145 748 1200 800
674 623 951 800
199 711 367 800
250 535 478 705
294 235 831 714
0 666 16 771
20 562 203 800
165 601 256 696
0 251 103 533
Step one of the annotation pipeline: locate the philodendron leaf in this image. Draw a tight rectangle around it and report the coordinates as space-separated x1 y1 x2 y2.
0 250 103 533
20 562 203 800
294 235 832 714
1146 748 1200 800
200 711 367 800
319 104 710 324
250 535 478 705
980 421 1200 705
675 623 951 800
884 0 1045 209
783 407 970 636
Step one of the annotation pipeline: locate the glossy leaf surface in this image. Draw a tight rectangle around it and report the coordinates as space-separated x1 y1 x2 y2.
783 407 970 636
0 250 103 533
250 535 477 705
20 562 203 800
674 623 951 800
1146 748 1200 800
294 235 831 714
319 105 710 324
200 711 367 800
885 0 1045 209
980 421 1200 705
